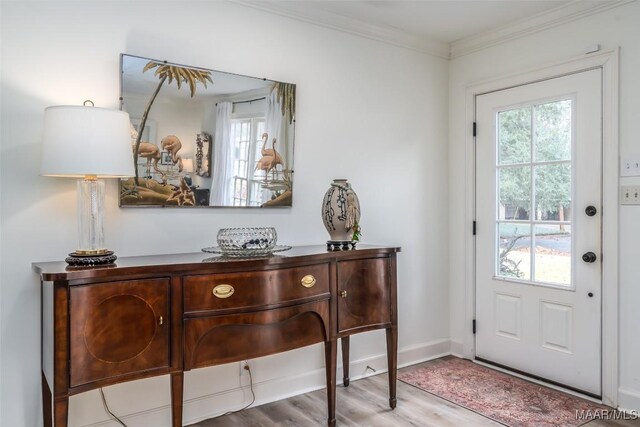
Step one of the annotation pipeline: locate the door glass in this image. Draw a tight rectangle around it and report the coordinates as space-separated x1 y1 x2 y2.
534 163 571 221
495 99 573 286
499 107 531 165
535 100 572 162
499 167 531 220
534 224 571 285
498 223 531 281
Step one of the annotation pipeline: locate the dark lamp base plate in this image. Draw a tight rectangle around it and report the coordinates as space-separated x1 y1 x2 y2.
327 241 357 251
66 251 117 266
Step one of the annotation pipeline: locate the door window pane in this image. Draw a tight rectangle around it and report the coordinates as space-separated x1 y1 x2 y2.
498 223 531 281
498 107 531 165
535 100 571 162
534 163 571 221
499 166 531 220
494 98 573 287
534 225 571 285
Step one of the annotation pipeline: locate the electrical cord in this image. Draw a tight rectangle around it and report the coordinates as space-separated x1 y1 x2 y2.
99 388 128 427
221 363 256 417
98 364 256 425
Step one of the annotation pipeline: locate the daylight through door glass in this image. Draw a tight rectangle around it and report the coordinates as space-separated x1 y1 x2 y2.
496 99 572 286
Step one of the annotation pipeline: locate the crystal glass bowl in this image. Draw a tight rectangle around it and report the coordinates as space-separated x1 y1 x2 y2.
216 227 278 252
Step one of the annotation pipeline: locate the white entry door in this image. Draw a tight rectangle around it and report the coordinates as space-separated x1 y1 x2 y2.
475 69 602 396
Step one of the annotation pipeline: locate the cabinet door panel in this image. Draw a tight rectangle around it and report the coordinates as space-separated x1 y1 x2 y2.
70 279 170 387
337 258 391 334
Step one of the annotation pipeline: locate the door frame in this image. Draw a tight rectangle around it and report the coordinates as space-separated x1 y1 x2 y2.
461 49 619 406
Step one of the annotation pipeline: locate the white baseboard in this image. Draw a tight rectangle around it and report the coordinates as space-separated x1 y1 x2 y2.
82 339 453 427
618 387 640 413
449 340 464 358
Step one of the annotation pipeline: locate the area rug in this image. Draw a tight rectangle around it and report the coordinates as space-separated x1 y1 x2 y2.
398 358 607 427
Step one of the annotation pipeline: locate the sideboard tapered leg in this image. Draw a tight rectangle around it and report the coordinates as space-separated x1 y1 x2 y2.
341 336 350 387
53 396 68 427
386 327 398 409
325 339 337 426
171 372 184 427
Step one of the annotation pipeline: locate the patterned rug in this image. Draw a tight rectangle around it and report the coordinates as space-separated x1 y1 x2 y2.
398 358 607 427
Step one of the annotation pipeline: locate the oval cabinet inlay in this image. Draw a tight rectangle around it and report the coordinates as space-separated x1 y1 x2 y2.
69 278 170 387
84 294 157 363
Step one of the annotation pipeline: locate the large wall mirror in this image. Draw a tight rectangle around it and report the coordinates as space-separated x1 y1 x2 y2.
119 54 295 207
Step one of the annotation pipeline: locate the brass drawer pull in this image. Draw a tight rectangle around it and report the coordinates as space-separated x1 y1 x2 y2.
340 290 347 298
212 284 235 298
158 316 164 326
301 275 316 288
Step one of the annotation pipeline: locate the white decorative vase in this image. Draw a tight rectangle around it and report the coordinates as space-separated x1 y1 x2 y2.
321 179 360 250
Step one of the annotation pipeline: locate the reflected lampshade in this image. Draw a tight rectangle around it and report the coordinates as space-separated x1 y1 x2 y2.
41 106 134 177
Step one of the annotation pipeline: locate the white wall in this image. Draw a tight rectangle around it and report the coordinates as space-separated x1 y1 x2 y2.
0 1 449 426
449 1 640 412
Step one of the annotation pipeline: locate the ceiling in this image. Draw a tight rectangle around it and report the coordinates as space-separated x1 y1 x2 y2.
235 0 627 57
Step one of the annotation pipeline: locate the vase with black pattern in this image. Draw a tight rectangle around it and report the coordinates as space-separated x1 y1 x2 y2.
321 179 360 250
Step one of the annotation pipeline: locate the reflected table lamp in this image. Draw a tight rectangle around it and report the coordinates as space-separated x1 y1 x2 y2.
41 102 134 266
182 158 194 186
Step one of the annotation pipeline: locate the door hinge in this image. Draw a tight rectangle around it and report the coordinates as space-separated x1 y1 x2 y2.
473 122 477 137
472 319 476 334
473 221 476 235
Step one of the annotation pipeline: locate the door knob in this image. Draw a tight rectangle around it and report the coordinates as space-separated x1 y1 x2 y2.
585 206 597 216
582 252 597 263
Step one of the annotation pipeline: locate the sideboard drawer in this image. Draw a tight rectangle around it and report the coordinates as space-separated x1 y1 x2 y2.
184 300 330 370
183 263 330 314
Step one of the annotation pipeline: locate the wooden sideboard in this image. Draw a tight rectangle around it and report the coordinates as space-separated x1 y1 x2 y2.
34 245 400 426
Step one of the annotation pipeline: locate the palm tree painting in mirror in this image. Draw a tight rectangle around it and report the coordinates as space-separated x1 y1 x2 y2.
119 54 296 208
272 82 295 125
132 61 212 187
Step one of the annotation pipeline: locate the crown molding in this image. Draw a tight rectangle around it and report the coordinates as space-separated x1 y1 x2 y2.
230 0 451 59
231 0 634 61
450 0 635 59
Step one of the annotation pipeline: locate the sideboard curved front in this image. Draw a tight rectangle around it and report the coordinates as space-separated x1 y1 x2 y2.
35 245 400 427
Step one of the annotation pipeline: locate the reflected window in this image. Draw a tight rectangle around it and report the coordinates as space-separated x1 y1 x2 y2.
231 117 266 206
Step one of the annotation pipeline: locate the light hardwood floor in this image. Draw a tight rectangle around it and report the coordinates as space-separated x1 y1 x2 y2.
190 358 640 427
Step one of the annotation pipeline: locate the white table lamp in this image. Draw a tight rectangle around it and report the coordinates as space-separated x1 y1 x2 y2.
41 102 134 265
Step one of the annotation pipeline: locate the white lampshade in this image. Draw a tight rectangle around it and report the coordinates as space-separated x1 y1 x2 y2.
41 105 135 178
182 158 194 174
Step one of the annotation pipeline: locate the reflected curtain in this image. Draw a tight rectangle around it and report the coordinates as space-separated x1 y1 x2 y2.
210 101 233 205
265 91 291 170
